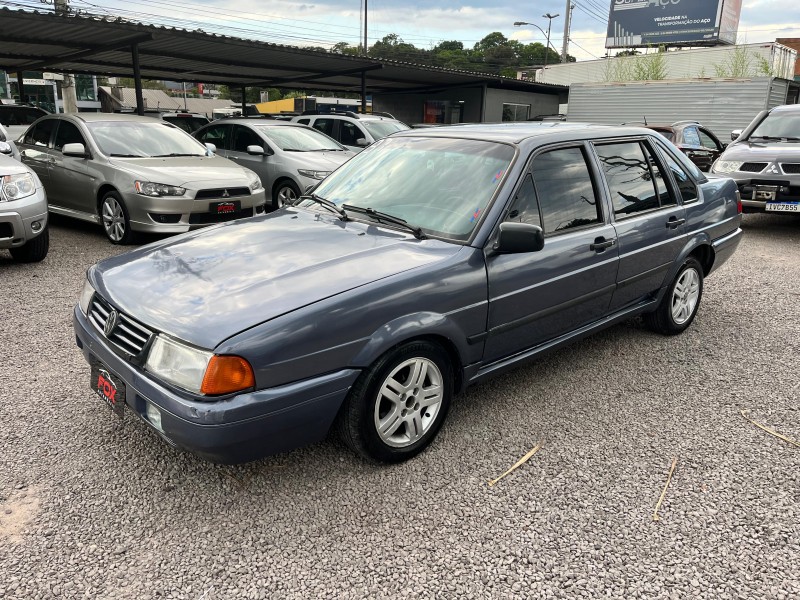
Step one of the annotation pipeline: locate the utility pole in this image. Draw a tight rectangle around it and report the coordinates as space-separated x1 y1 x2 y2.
561 1 574 63
54 0 79 113
361 0 368 114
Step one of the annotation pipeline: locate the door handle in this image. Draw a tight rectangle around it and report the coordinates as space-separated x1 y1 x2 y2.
590 237 616 252
666 217 686 229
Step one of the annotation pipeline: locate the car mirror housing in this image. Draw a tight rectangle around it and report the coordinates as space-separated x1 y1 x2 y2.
730 129 742 141
246 145 266 155
356 138 369 147
494 222 545 254
204 142 217 154
62 142 88 158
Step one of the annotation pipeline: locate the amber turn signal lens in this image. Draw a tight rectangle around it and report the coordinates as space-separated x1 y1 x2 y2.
200 355 255 395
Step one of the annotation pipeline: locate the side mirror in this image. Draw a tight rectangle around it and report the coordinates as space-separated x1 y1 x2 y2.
355 138 369 147
0 141 12 155
493 222 545 254
204 142 217 154
730 129 742 141
62 142 88 158
246 145 266 155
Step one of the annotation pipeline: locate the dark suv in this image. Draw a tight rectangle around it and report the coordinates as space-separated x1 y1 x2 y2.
711 104 800 215
646 121 724 172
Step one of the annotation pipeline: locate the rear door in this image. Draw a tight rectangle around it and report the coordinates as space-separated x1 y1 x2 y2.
591 138 688 312
484 143 620 362
19 118 58 188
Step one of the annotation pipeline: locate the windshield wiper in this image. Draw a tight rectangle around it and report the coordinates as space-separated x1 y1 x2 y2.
342 204 426 239
300 193 347 220
750 135 800 142
151 153 204 157
109 153 144 157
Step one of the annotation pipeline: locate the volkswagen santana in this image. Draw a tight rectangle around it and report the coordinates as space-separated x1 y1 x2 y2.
74 123 743 463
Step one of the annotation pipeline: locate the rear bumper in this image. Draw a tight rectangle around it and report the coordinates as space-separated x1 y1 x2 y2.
73 306 359 463
709 227 743 276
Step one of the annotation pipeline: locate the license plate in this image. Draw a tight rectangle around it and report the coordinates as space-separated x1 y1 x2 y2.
766 202 800 212
211 200 240 214
90 362 125 418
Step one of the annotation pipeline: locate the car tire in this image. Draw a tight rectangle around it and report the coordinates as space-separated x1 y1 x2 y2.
337 340 453 463
9 225 49 263
645 256 704 335
100 191 136 245
273 180 300 209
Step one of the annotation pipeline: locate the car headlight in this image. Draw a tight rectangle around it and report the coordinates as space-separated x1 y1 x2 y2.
1 173 36 201
134 181 186 197
145 335 255 396
248 175 262 192
712 160 744 174
298 169 332 181
78 279 95 315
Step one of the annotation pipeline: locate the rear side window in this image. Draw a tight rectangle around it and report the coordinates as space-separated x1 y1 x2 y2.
662 152 699 203
531 146 602 234
197 124 230 151
594 141 674 219
24 119 57 147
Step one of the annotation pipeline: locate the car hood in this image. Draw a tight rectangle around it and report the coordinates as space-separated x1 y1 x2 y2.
91 209 461 349
721 141 800 163
0 153 30 175
107 155 255 187
282 149 355 169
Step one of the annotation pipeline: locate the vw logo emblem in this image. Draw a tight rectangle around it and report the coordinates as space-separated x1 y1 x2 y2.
104 309 119 337
222 189 230 198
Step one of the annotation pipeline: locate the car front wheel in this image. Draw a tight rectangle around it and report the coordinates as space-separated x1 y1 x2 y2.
645 256 704 335
338 340 453 463
100 191 136 245
273 181 300 209
9 225 49 263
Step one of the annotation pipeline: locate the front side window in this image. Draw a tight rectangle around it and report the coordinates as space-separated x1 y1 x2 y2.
504 173 541 228
698 128 721 151
339 121 363 146
312 118 334 137
231 125 262 152
86 121 207 157
309 136 515 241
53 121 86 152
531 146 601 233
682 127 701 146
595 141 673 219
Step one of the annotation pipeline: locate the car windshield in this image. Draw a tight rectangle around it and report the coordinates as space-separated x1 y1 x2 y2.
254 125 343 151
750 112 800 140
362 120 410 140
86 121 207 157
309 136 516 241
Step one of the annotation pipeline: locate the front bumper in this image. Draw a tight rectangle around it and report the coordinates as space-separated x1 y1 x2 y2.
73 305 359 463
0 189 48 249
122 188 269 234
729 175 800 213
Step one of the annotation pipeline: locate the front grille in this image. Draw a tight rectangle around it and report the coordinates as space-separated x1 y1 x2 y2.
195 187 251 200
780 163 800 174
89 295 153 357
189 206 254 225
739 162 768 173
0 223 13 239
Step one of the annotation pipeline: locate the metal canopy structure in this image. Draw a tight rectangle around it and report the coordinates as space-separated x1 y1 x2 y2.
0 8 565 106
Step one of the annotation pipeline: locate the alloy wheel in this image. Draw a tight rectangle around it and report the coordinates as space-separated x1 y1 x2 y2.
102 196 126 243
671 267 700 325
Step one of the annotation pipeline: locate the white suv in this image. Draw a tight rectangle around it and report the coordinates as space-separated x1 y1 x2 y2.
291 112 409 152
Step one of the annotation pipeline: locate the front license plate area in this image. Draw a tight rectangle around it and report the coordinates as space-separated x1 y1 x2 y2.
766 201 800 212
211 200 241 214
754 185 778 201
91 361 126 418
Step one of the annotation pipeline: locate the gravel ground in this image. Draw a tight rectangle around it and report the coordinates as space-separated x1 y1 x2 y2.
0 213 798 600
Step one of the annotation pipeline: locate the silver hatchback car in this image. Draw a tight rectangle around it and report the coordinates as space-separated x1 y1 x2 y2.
17 113 267 244
193 119 355 208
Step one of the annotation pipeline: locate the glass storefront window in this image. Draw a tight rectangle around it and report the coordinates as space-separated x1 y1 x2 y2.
75 75 96 101
502 103 530 122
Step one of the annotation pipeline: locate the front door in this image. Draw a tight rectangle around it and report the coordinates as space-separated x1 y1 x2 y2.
484 144 620 363
19 118 58 188
49 120 94 213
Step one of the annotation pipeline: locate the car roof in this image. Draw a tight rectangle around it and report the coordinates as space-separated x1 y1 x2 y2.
209 118 305 127
770 104 800 113
390 122 660 144
64 113 166 123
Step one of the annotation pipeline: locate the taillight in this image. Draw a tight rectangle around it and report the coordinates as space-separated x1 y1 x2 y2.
735 190 742 214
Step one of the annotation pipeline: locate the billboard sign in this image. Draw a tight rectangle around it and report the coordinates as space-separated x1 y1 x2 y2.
606 0 742 48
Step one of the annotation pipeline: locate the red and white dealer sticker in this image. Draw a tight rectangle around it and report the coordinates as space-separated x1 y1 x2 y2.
90 362 126 418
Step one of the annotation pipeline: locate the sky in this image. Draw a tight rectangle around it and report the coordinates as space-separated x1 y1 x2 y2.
7 0 800 62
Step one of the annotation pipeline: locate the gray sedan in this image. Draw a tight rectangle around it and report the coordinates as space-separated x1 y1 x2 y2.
17 113 267 244
193 119 355 208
